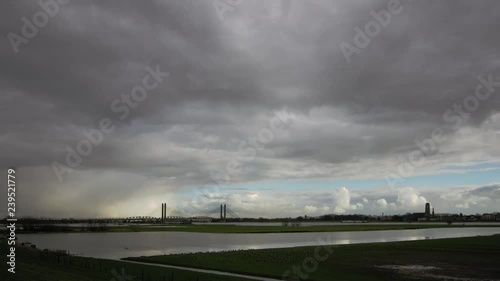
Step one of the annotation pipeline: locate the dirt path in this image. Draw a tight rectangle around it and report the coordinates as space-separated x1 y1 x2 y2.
121 259 281 281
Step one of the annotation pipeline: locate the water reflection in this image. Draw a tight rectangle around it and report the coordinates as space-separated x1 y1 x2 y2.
18 227 500 260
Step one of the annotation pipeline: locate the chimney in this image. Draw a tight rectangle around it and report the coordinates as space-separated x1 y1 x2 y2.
220 204 223 219
161 203 164 220
224 204 226 220
161 203 166 220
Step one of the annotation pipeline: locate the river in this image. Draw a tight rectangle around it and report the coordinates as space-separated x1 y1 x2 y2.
18 227 500 259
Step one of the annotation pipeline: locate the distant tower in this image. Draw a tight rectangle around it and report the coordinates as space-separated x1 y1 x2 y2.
432 207 435 217
425 203 431 217
161 203 163 220
161 203 167 221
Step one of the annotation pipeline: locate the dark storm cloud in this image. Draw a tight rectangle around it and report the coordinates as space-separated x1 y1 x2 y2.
1 0 499 217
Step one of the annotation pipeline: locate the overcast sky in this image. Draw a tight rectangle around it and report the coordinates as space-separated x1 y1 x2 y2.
1 0 500 218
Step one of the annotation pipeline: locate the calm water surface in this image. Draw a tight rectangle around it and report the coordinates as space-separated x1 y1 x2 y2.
18 227 500 259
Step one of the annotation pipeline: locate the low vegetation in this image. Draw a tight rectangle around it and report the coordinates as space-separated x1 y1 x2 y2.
108 223 500 233
0 240 252 281
18 222 500 234
127 234 500 281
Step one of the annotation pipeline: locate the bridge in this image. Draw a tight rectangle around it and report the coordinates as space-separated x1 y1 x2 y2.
8 203 241 224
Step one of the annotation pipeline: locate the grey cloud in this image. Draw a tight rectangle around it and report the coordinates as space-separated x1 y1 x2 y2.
1 0 500 217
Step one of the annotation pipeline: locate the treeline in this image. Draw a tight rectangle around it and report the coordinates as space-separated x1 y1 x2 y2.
18 223 109 233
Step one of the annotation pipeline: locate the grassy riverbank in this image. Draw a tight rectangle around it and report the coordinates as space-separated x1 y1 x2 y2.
19 223 500 234
0 240 252 281
109 223 500 233
126 234 500 281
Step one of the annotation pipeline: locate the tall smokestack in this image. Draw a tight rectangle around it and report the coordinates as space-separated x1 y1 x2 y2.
161 203 163 220
224 204 226 219
162 203 166 220
220 204 223 219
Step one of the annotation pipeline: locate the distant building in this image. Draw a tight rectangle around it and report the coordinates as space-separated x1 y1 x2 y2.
412 202 435 221
425 203 431 217
482 213 495 221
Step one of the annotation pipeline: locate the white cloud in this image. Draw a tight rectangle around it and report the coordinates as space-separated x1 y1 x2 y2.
455 202 471 209
164 184 500 217
374 198 388 209
304 205 318 213
332 187 364 213
396 187 427 208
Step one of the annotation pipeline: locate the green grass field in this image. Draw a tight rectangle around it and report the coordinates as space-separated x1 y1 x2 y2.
0 240 252 281
33 223 500 234
126 234 500 281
